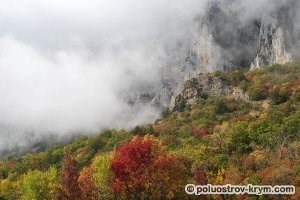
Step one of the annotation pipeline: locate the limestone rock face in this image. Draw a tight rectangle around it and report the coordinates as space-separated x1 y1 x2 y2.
169 73 250 111
166 0 298 109
188 0 296 72
127 0 299 110
251 14 293 69
186 1 260 73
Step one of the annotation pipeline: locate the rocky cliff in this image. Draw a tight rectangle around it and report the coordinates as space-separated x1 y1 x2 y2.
186 0 297 72
250 6 296 68
128 0 299 110
169 73 250 111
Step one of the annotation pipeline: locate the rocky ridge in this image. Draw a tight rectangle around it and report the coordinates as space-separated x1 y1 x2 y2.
146 0 298 109
125 0 299 113
169 73 250 111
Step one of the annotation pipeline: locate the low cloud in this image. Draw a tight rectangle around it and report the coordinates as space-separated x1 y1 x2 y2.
0 0 208 154
0 0 299 155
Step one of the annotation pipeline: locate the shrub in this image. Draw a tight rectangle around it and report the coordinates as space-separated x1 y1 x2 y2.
215 98 230 114
270 87 289 105
248 86 268 101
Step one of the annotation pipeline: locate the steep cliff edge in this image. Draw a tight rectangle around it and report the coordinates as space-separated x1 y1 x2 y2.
185 0 297 73
155 0 299 109
126 0 299 112
250 7 296 68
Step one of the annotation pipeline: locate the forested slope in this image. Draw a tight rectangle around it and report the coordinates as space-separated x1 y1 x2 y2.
0 62 300 200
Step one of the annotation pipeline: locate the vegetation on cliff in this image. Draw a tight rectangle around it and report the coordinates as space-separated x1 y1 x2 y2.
0 62 300 200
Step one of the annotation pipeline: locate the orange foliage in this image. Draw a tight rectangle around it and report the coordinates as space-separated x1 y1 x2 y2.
191 126 209 138
78 167 98 200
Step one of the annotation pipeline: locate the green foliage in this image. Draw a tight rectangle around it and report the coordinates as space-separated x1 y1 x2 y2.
176 96 187 112
131 125 143 135
214 70 246 86
20 167 58 200
0 179 20 200
1 61 300 199
45 147 64 167
214 97 230 114
229 122 253 154
88 135 105 151
92 153 113 199
248 86 268 101
172 144 206 169
239 80 250 91
281 111 300 136
0 167 8 180
294 166 300 176
211 154 229 169
247 119 275 147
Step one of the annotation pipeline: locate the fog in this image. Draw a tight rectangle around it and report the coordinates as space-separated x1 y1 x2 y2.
0 0 210 154
0 0 298 155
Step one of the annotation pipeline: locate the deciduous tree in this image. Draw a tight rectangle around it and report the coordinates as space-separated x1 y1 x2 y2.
111 135 189 199
78 167 98 200
60 149 81 200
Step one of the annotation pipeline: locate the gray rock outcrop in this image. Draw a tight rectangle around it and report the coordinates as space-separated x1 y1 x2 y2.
127 0 299 110
169 73 250 111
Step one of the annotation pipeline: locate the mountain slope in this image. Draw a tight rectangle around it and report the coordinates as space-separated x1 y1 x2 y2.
142 0 300 110
1 62 299 199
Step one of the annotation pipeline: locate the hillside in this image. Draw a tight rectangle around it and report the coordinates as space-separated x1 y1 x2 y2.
0 62 300 200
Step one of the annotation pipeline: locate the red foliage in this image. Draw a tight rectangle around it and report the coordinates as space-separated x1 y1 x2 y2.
111 136 153 193
60 149 81 200
111 136 189 199
194 168 208 185
194 168 208 200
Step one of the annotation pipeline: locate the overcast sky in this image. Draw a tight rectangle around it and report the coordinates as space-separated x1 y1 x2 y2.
0 0 298 153
0 0 210 152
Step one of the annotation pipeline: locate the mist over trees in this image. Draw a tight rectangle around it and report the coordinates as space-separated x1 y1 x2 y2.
0 62 299 199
